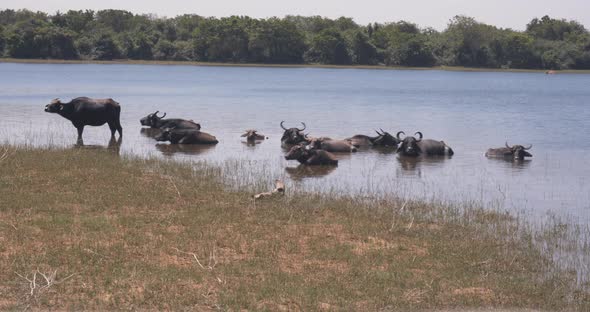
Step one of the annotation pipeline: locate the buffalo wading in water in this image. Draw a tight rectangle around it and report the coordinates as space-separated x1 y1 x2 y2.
280 121 307 145
155 128 219 145
284 145 338 166
44 97 122 143
241 129 267 142
346 129 400 148
140 111 201 130
396 131 454 157
486 142 532 160
307 137 357 153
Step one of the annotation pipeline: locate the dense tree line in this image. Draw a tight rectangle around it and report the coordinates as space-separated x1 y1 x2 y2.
1 9 589 69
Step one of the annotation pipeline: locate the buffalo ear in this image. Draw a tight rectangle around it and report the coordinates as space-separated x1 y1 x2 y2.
240 133 248 137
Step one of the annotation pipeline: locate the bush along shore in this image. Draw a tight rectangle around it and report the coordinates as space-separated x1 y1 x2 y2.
1 9 590 70
0 144 588 310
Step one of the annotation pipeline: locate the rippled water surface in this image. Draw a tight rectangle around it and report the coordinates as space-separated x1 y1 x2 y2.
1 63 589 223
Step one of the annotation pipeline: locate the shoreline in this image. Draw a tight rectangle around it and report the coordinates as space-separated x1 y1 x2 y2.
2 58 590 74
0 144 588 310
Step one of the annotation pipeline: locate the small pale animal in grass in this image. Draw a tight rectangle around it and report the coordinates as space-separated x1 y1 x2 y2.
253 179 285 200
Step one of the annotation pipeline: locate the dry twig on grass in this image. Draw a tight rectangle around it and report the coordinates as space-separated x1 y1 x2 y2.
0 146 11 162
389 197 410 232
15 269 76 298
253 179 285 200
166 176 182 200
172 247 217 270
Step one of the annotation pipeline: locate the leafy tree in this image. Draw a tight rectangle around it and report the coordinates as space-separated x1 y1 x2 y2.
0 8 588 69
304 28 351 64
527 15 586 41
92 33 121 60
350 31 377 64
0 25 5 56
248 18 306 63
154 39 176 60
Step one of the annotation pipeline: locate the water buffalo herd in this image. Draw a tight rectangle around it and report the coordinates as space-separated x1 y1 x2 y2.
44 97 533 167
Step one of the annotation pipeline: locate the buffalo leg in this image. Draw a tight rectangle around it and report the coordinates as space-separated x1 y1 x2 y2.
76 126 84 145
76 126 84 142
108 123 117 137
108 120 123 138
115 121 123 138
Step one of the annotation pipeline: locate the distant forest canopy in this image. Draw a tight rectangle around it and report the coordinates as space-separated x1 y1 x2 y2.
1 9 589 69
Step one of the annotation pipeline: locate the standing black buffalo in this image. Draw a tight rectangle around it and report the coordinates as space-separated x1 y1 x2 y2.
140 111 201 130
346 129 400 147
280 121 307 145
45 97 122 142
397 131 454 157
485 142 532 160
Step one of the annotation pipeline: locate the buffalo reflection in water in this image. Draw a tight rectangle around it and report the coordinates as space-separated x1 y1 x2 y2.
285 165 337 181
396 155 451 177
486 157 532 170
73 136 122 155
155 143 216 157
241 140 263 147
140 127 162 139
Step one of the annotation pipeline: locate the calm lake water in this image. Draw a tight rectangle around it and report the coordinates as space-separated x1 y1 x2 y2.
1 63 589 224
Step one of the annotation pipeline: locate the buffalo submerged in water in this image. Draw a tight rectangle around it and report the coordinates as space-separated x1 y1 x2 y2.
44 97 122 143
284 144 338 166
140 111 201 130
486 142 533 160
155 128 219 145
396 131 454 157
346 129 400 148
280 121 308 145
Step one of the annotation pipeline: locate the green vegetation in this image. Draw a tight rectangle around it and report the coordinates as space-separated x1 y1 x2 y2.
0 145 588 310
1 9 589 69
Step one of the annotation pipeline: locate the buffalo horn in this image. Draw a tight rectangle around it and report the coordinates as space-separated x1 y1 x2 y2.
396 131 405 140
524 144 533 150
415 132 423 142
505 141 511 149
280 121 287 130
298 122 306 131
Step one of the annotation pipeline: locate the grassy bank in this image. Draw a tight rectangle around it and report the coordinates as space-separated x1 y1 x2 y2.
2 58 590 74
0 145 588 310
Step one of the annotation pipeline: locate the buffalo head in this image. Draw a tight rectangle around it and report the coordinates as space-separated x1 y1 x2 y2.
44 98 63 113
280 121 307 145
506 142 533 160
155 128 172 142
241 129 266 141
372 129 399 147
397 131 423 157
284 144 308 161
140 111 166 127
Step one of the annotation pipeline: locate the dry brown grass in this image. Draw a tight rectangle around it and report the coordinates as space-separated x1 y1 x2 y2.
0 145 588 310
